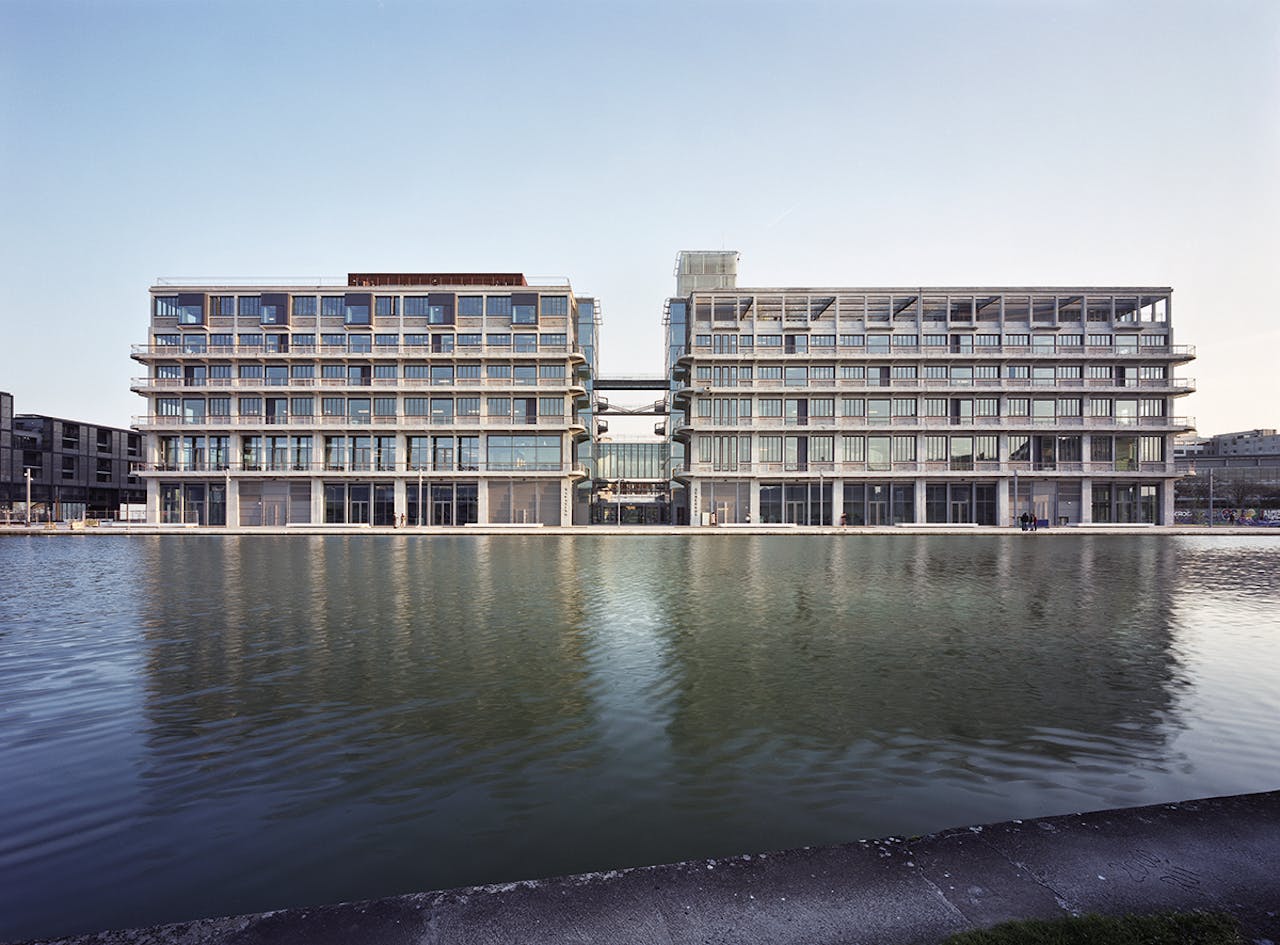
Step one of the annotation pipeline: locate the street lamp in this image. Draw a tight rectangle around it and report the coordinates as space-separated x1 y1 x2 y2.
25 468 32 526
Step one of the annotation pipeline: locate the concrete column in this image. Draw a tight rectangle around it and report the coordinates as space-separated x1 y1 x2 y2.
689 478 702 525
749 479 761 522
477 478 490 524
560 480 573 527
1080 478 1092 524
311 478 325 524
226 477 240 527
913 477 927 524
830 478 843 525
997 476 1011 526
146 477 160 524
393 478 407 525
1161 480 1175 525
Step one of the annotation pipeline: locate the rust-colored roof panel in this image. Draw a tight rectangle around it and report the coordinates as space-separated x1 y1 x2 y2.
348 273 528 287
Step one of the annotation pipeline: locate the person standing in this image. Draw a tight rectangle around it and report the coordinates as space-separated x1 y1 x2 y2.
1019 511 1029 531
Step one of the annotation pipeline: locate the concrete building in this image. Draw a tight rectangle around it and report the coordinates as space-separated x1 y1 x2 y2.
131 274 596 526
1176 429 1280 471
0 390 145 522
665 252 1195 526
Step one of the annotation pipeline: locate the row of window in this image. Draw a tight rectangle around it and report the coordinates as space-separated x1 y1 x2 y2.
691 332 1170 352
154 395 570 422
156 434 564 471
695 433 1166 469
692 364 1171 385
156 294 572 326
155 362 568 383
694 396 1168 421
150 332 570 352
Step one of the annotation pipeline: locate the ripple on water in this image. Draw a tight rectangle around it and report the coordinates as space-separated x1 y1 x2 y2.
0 534 1278 940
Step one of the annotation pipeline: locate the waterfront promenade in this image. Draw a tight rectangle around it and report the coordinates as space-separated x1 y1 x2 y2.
1 523 1275 537
16 790 1280 945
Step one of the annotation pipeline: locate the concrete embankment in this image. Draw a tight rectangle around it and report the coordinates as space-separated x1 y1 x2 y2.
17 790 1280 945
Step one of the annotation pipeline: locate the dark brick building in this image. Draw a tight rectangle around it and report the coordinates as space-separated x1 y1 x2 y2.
1 391 145 521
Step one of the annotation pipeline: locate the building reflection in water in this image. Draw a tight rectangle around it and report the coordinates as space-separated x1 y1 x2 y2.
130 534 1196 931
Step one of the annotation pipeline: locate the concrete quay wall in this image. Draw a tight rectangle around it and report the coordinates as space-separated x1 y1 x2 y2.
16 790 1280 945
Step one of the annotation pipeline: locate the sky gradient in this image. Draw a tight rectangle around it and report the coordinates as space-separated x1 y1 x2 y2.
1 0 1276 435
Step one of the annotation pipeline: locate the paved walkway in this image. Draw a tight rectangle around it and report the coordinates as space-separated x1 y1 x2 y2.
1 523 1276 537
21 791 1280 945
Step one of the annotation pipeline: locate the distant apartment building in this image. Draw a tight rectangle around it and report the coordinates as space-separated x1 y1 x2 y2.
665 252 1195 526
131 275 597 526
1175 429 1280 471
0 390 144 521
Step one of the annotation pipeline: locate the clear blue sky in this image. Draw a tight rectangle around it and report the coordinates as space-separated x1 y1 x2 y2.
2 0 1276 435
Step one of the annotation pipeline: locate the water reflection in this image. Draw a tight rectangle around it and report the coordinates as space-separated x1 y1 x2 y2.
1 534 1278 942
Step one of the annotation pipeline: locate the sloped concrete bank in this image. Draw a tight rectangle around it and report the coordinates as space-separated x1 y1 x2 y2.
17 791 1280 945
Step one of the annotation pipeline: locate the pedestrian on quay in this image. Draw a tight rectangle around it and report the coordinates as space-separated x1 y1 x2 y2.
1019 511 1029 531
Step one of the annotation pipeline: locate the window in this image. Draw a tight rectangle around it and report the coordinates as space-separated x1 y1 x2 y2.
759 436 783 462
487 397 511 418
292 296 317 317
404 297 431 317
290 397 313 417
839 334 864 347
842 436 864 462
375 296 398 317
839 365 865 379
841 397 864 417
487 364 512 379
810 365 835 380
541 296 569 316
236 296 260 318
810 398 835 417
514 333 538 352
405 397 430 417
374 397 397 418
893 334 918 347
486 296 512 317
487 434 561 470
1008 398 1030 416
811 436 834 463
784 366 807 386
458 397 481 417
239 397 262 416
539 364 565 378
458 296 483 316
320 296 344 317
892 365 917 379
541 333 567 348
487 333 511 347
344 296 371 325
211 296 236 317
892 397 917 417
893 435 916 463
538 396 563 417
757 334 782 347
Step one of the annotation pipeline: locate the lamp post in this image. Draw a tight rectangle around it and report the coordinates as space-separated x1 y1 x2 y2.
1207 466 1214 528
25 468 32 525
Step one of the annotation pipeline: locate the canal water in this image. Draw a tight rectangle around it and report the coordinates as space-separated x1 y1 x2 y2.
1 534 1277 941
